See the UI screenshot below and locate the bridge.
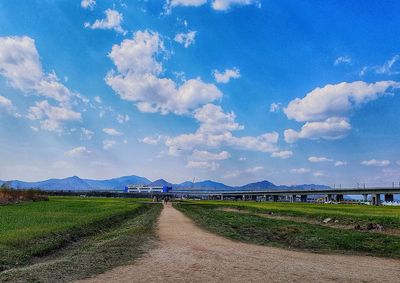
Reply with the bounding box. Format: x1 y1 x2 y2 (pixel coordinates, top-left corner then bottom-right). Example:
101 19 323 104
137 186 400 205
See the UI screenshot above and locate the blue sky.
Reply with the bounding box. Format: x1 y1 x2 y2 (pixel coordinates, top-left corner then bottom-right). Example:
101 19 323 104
1 0 400 186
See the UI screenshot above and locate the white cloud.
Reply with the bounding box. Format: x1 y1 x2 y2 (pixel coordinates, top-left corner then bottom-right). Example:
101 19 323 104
84 9 126 34
191 150 230 161
271 150 293 159
211 0 260 11
168 0 207 8
313 171 327 177
165 104 278 155
239 157 246 161
375 55 400 75
81 128 94 140
0 95 19 117
334 56 352 66
174 31 196 48
165 0 259 11
334 161 347 167
269 102 282 113
103 128 123 136
245 166 263 173
81 0 96 10
117 114 130 123
290 168 310 174
284 117 351 143
213 68 240 84
65 146 91 157
361 159 390 167
186 160 219 170
27 100 81 132
140 136 163 145
0 36 77 103
103 140 116 150
106 30 222 114
94 96 102 104
284 81 400 123
308 156 333 163
397 161 400 166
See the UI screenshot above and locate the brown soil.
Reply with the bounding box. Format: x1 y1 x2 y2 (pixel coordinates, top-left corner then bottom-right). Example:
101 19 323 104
77 204 400 283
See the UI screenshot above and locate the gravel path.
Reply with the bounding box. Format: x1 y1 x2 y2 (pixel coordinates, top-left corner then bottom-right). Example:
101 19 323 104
78 204 400 283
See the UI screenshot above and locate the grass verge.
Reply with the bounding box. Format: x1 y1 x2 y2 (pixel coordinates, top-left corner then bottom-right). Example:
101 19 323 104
185 200 400 229
0 202 162 282
0 197 154 271
175 203 400 258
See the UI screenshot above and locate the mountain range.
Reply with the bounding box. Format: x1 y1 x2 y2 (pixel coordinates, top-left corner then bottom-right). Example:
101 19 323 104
0 175 330 191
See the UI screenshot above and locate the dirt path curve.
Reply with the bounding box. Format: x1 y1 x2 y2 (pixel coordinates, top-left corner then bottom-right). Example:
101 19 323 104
78 204 400 283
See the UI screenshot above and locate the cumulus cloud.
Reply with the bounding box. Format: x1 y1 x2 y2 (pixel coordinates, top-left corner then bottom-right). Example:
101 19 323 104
0 95 19 117
0 36 83 131
284 117 351 143
165 0 259 13
290 168 310 174
106 30 222 114
269 102 282 113
103 140 116 150
361 159 390 167
245 166 263 173
81 0 96 9
94 96 102 104
174 31 196 48
212 0 260 11
191 150 230 161
65 146 91 157
140 135 163 145
271 150 293 159
84 9 126 34
165 104 278 155
213 68 240 84
103 128 123 136
308 156 333 163
282 81 400 143
80 128 94 140
334 56 352 66
117 114 129 123
334 161 347 167
186 160 219 170
284 81 400 123
168 0 207 8
27 100 81 132
0 36 78 103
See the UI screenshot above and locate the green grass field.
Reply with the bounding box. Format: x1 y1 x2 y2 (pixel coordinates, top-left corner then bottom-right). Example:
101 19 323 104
188 200 400 228
175 201 400 258
0 196 159 274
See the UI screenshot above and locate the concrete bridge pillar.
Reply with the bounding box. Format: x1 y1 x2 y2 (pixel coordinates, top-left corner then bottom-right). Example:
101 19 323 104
384 194 394 202
325 194 332 202
273 195 279 202
301 195 307 202
372 194 381 205
336 194 344 202
221 195 224 200
291 195 296 203
362 194 368 202
242 195 246 201
251 195 257 201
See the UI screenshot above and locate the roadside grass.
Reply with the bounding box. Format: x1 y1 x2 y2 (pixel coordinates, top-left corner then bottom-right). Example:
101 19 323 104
185 200 400 229
0 202 162 282
175 203 400 258
0 197 154 271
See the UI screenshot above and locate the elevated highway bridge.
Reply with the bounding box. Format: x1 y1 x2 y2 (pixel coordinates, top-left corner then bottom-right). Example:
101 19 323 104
153 186 400 205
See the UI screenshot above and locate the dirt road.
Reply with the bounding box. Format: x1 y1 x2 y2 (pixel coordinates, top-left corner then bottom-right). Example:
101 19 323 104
78 204 400 283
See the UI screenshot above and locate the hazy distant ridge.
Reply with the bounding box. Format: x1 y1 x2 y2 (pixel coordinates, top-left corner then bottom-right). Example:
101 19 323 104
0 176 330 191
